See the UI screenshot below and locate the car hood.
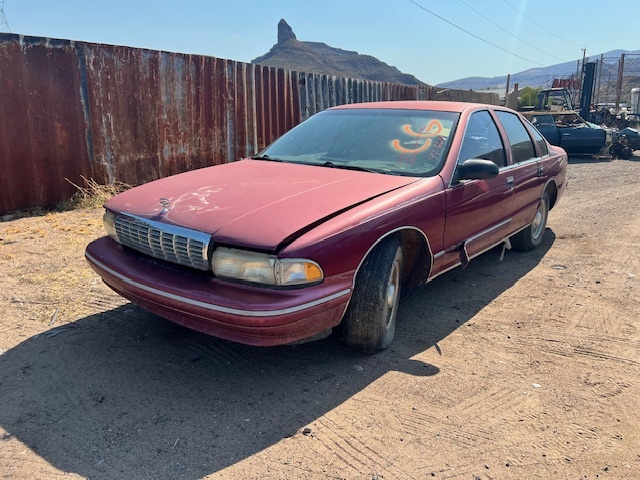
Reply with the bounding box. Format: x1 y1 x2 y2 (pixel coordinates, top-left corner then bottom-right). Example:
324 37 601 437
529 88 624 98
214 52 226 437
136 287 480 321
106 159 421 250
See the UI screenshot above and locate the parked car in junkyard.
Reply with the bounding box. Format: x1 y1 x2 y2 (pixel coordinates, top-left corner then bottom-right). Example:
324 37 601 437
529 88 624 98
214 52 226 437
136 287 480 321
85 101 568 353
522 110 614 155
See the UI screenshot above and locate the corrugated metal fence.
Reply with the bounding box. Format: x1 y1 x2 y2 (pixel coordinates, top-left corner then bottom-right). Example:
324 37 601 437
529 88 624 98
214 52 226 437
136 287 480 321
0 33 498 214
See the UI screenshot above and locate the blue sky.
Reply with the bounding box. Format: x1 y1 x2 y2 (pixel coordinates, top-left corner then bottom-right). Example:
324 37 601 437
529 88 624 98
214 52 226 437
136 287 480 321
4 0 639 85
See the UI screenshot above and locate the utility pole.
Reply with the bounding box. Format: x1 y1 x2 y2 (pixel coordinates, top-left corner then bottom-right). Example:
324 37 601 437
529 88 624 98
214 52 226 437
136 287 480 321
575 48 587 108
0 0 10 33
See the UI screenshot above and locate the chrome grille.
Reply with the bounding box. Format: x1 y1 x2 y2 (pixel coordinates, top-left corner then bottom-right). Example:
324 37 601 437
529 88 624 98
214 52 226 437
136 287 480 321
114 214 211 271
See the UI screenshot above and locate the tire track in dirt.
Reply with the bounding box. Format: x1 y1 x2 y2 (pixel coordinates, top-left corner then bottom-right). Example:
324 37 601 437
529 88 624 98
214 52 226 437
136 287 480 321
182 338 266 376
394 405 496 451
579 371 633 399
506 330 640 367
453 384 529 420
308 412 416 480
417 387 578 470
80 295 128 313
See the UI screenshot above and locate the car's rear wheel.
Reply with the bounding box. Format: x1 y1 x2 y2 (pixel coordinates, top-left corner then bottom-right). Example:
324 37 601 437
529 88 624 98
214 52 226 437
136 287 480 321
342 236 403 354
511 190 550 251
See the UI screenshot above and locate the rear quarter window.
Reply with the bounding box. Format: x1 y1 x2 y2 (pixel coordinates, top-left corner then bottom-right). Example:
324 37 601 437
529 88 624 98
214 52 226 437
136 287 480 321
523 118 549 157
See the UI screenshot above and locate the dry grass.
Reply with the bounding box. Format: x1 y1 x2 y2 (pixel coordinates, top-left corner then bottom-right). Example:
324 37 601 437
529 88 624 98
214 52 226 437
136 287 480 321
62 176 131 210
0 177 131 330
1 207 111 329
1 177 131 222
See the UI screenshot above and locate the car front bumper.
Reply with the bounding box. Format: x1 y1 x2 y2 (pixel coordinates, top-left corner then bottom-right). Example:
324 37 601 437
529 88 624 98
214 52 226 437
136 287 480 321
85 237 352 346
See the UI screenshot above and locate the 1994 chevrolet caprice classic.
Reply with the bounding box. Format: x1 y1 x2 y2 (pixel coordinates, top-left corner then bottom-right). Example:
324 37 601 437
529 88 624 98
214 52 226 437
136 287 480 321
86 101 568 353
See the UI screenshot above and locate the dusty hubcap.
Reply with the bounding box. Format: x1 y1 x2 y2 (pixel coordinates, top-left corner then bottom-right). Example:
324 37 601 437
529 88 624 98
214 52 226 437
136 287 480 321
531 200 546 239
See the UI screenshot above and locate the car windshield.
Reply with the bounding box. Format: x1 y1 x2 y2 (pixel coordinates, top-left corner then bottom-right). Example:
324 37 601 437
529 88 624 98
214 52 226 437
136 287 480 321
259 108 459 177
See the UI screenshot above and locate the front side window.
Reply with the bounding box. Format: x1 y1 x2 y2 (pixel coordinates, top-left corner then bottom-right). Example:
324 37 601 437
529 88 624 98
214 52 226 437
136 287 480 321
496 111 536 164
458 110 506 168
260 109 459 177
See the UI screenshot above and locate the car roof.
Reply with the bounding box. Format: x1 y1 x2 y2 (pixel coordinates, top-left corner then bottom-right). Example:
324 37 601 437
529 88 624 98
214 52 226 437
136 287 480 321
329 100 499 113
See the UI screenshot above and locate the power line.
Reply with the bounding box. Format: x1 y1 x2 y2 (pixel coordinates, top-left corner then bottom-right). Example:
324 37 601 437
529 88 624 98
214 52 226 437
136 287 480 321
502 0 582 48
458 0 566 62
408 0 544 67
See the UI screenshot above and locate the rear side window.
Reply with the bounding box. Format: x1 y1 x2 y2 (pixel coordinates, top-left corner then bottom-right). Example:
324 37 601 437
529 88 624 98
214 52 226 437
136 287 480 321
523 118 549 157
496 111 536 164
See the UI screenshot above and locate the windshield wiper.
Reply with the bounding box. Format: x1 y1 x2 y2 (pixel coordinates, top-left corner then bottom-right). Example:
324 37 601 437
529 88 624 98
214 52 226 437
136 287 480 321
320 161 377 173
250 154 282 162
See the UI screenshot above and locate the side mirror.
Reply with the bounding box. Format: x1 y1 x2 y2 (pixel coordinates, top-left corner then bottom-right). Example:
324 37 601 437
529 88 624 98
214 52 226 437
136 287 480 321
455 159 499 182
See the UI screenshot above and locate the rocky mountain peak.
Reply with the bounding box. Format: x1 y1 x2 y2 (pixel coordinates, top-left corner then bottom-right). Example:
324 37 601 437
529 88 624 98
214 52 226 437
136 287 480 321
277 19 297 44
252 20 425 86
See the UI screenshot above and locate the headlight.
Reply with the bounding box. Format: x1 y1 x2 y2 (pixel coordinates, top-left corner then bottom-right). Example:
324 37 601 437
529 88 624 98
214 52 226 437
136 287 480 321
211 247 323 286
103 210 120 243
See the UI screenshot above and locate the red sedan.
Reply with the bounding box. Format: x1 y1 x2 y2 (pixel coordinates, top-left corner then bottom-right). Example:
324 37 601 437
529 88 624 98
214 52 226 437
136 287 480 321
85 101 568 353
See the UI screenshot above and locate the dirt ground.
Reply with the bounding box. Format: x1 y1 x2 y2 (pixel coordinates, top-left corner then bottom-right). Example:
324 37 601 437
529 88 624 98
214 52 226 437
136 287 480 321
1 154 639 480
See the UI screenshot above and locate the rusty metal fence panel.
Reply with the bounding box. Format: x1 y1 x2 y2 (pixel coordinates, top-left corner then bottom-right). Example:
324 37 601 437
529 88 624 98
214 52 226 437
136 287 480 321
0 36 91 213
0 33 498 214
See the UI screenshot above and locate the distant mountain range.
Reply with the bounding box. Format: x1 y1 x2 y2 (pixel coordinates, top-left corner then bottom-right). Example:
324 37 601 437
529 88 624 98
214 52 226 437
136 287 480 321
436 49 640 91
251 21 639 97
251 20 424 86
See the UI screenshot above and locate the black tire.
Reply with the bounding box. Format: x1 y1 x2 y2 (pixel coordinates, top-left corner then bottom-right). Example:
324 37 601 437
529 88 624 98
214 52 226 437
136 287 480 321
342 236 403 354
511 190 550 251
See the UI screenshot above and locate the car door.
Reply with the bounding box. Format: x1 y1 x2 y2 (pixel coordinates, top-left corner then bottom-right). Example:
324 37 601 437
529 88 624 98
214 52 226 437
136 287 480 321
494 110 545 231
556 114 606 153
441 110 513 271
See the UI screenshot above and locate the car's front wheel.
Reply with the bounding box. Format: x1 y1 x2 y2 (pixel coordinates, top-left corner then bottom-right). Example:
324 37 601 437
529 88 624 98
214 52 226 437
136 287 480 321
511 190 550 251
342 236 403 354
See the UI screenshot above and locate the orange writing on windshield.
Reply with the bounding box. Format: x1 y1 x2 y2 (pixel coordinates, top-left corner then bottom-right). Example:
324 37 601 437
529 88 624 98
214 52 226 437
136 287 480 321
392 120 443 154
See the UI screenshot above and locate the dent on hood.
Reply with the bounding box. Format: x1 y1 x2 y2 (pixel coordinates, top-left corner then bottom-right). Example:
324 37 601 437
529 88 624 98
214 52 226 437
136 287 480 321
174 186 231 213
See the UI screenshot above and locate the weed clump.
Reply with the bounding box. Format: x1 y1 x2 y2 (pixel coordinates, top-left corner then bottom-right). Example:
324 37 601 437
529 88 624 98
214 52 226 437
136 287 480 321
61 176 131 210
